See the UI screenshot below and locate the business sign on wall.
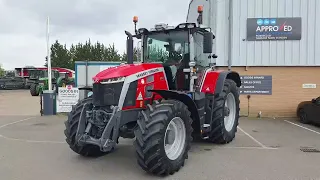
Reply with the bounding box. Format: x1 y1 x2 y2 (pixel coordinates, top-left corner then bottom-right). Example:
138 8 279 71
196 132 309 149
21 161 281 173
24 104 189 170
239 75 272 95
56 86 80 112
247 17 301 41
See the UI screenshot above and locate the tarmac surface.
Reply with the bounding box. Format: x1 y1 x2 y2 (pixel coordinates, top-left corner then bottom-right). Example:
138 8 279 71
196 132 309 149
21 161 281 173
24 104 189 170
1 90 320 180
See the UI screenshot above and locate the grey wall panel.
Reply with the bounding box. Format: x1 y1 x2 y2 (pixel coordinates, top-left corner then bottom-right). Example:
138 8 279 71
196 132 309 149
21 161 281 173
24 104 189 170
187 0 230 66
76 65 86 87
87 66 100 86
231 0 320 66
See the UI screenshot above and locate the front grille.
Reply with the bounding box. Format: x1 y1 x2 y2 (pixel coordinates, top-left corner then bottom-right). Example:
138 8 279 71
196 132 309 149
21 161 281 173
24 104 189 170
123 80 138 107
92 82 123 106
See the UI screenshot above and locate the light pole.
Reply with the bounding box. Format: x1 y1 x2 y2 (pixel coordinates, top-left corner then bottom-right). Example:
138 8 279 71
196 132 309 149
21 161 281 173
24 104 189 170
46 16 52 91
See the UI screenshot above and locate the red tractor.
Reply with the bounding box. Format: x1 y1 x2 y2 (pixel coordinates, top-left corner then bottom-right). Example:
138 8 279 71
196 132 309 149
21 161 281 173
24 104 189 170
64 7 241 176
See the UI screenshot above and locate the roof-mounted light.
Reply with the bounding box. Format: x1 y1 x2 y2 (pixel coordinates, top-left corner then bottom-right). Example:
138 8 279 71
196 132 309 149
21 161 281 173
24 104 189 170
133 16 138 23
198 5 203 13
155 23 168 30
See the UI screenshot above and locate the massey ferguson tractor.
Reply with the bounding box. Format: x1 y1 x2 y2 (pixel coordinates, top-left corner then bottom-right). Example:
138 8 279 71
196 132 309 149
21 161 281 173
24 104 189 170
64 6 241 176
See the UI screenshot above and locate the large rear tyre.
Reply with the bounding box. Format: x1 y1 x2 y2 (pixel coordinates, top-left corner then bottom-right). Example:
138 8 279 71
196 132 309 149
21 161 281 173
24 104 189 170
30 84 39 96
64 97 107 157
134 100 193 176
208 79 240 144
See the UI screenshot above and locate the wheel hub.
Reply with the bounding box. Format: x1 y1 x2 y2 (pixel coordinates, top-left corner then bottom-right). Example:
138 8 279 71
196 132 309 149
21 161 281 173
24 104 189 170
165 129 175 145
224 93 236 132
164 117 186 161
224 107 230 116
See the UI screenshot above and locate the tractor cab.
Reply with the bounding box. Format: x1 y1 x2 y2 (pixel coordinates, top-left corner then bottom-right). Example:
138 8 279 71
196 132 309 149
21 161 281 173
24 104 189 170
28 69 43 80
128 7 216 92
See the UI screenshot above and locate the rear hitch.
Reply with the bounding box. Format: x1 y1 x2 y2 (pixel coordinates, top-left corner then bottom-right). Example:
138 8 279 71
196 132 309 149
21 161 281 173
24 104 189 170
75 104 121 152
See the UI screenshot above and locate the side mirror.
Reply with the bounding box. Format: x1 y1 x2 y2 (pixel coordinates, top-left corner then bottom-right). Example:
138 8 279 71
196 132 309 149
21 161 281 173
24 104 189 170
203 32 214 53
312 98 316 103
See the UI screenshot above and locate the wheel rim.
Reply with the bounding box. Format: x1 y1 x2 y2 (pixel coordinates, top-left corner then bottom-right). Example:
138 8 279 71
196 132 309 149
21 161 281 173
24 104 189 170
164 117 186 161
224 93 236 132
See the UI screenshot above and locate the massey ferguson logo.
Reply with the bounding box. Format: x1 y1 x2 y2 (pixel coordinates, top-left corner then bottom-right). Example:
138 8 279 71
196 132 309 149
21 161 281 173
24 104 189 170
136 68 160 78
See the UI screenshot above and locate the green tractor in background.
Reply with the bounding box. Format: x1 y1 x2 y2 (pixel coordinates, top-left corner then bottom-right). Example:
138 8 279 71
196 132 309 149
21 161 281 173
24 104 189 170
30 69 75 96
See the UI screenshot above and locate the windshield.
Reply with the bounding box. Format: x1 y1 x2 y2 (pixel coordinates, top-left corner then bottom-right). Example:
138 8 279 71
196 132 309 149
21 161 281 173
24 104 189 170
144 30 189 64
29 70 42 79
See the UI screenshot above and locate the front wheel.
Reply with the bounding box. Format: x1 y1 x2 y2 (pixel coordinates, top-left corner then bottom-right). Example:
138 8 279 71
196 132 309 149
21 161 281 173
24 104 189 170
30 84 39 96
133 100 193 176
208 79 240 144
64 97 107 157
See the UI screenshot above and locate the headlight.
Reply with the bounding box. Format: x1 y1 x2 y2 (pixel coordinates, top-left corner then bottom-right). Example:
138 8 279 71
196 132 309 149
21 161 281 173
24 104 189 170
100 76 125 84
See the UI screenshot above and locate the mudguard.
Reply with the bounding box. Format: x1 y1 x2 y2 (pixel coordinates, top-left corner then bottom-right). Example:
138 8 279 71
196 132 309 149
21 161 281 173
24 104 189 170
149 89 201 125
215 71 241 94
201 70 241 95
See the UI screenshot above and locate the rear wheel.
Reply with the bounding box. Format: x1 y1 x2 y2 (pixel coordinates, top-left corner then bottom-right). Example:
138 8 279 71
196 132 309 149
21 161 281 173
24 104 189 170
208 79 240 144
134 100 193 176
64 97 107 157
298 108 309 124
30 84 39 96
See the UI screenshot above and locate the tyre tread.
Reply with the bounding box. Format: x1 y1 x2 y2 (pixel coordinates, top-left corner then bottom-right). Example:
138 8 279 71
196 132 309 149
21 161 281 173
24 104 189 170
134 99 193 176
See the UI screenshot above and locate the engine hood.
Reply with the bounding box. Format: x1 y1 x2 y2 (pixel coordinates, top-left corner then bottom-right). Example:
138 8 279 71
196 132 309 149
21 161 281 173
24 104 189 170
93 63 163 83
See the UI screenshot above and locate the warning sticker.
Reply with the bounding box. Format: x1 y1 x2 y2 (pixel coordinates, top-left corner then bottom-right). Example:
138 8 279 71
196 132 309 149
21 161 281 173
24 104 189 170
136 92 143 100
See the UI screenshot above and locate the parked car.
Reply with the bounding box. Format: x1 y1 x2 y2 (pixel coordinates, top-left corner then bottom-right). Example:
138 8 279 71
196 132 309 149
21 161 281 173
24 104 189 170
296 96 320 125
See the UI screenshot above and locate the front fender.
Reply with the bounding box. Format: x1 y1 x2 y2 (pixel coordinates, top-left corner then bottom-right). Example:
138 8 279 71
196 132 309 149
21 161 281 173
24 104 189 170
201 70 241 95
215 71 241 94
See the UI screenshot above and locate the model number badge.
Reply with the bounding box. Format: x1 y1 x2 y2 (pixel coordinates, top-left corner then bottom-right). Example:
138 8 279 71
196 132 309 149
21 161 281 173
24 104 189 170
136 68 160 78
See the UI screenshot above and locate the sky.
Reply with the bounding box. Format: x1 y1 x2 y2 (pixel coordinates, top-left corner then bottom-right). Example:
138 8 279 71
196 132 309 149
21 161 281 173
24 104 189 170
0 0 190 70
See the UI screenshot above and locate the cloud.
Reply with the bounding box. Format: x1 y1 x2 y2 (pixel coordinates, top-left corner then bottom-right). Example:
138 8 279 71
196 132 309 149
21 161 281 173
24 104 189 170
0 0 190 70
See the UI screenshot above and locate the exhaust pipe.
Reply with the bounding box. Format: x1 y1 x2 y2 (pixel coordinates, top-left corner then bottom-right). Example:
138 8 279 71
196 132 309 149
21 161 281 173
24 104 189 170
125 31 134 64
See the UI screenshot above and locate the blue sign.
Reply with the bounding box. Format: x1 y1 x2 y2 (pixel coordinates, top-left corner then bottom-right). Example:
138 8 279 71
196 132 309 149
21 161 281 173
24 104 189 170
239 75 272 95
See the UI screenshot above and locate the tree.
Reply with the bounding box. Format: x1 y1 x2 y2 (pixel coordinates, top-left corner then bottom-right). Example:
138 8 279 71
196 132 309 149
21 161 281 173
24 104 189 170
45 39 132 70
50 40 73 69
121 47 142 62
0 64 5 77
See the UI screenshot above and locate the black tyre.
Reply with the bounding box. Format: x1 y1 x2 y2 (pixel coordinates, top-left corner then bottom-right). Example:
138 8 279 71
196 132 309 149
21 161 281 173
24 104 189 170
134 100 193 176
64 97 107 157
208 79 240 144
30 84 39 96
298 108 309 124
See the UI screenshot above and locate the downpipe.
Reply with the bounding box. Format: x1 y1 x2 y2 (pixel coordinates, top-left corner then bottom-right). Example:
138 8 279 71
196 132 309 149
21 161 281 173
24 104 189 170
75 104 121 152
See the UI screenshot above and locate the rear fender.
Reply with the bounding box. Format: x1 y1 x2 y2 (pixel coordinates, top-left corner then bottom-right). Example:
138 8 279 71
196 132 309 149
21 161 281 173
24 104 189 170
201 70 241 95
150 90 201 130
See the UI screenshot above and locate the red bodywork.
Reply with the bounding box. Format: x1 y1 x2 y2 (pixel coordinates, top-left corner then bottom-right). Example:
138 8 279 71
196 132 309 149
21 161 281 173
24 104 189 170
92 63 226 110
15 67 75 78
200 70 224 94
93 63 164 83
93 63 169 110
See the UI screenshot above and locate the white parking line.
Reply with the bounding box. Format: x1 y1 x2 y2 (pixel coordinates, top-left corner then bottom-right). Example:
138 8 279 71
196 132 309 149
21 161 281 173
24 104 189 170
0 117 36 129
237 126 268 149
284 120 320 135
0 116 66 144
218 146 277 150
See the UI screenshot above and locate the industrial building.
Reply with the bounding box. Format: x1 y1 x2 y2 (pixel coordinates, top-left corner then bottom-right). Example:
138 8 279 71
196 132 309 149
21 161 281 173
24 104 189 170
187 0 320 117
